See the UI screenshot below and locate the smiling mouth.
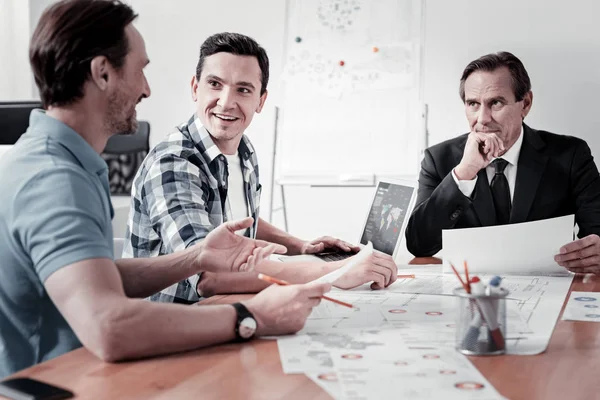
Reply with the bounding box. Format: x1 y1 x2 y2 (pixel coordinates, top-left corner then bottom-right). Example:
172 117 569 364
213 113 239 122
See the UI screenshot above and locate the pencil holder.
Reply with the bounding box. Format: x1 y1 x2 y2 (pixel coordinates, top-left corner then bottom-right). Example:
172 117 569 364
453 287 509 356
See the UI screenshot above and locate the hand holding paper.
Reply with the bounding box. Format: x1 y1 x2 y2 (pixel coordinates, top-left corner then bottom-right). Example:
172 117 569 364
554 234 600 275
443 215 574 276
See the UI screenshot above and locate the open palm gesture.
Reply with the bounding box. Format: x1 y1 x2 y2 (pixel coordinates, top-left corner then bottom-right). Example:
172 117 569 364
195 217 287 273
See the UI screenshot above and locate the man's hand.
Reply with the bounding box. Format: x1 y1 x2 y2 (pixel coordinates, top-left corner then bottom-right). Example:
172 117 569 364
454 131 505 180
300 236 360 255
554 234 600 275
243 282 332 336
332 251 398 290
195 217 287 274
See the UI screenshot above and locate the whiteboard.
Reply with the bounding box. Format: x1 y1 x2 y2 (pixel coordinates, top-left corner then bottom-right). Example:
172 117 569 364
277 0 424 184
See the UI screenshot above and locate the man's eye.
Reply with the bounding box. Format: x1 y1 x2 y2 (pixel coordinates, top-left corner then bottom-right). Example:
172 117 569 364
239 88 250 94
491 100 504 110
208 80 220 87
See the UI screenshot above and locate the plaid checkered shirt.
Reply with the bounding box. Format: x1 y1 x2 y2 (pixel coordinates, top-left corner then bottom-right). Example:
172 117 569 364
122 114 262 303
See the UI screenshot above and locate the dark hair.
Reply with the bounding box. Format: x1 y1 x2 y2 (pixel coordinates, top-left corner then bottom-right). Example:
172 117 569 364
459 51 531 102
30 0 137 108
195 32 270 95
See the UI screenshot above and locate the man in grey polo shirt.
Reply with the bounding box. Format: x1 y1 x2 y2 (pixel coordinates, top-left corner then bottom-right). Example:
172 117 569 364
0 0 330 378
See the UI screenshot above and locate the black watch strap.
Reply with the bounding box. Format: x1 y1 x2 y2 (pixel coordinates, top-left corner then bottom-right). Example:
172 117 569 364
232 302 256 342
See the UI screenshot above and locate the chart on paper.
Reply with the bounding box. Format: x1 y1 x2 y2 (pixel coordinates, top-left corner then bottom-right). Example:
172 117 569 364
278 329 505 400
295 270 573 355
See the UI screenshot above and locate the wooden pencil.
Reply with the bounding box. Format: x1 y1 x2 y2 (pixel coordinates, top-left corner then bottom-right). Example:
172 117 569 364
257 273 355 309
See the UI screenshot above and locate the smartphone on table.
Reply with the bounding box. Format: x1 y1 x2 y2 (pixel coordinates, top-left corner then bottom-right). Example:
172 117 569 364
0 377 73 400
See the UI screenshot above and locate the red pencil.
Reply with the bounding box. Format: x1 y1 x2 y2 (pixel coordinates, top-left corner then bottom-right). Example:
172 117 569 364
257 273 355 309
449 263 469 293
463 260 471 294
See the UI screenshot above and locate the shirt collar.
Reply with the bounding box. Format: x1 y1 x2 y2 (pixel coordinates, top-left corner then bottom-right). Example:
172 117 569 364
185 114 255 164
28 109 108 175
496 125 523 167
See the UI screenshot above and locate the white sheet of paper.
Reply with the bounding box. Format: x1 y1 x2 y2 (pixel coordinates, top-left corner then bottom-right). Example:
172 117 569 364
277 329 397 374
305 372 341 399
311 241 373 284
286 272 572 355
442 215 574 276
562 291 600 322
331 339 505 400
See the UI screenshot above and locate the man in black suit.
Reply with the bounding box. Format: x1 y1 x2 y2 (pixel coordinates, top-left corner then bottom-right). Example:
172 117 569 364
406 51 600 274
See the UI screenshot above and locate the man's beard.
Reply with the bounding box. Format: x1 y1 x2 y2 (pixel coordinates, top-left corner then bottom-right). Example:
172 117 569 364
106 91 138 135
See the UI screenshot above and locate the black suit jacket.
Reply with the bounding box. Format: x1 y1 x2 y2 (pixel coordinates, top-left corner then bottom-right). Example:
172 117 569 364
405 124 600 257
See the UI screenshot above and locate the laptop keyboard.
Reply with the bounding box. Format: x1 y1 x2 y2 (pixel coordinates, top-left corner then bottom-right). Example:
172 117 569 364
314 252 355 262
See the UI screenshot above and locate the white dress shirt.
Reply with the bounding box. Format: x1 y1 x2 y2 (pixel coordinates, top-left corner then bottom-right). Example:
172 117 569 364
452 127 524 201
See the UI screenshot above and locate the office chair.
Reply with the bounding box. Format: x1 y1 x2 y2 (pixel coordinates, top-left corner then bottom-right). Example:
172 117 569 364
101 121 150 195
0 101 42 145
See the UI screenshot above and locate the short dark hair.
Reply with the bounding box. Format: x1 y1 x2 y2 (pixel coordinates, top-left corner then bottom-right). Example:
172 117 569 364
195 32 270 95
30 0 137 108
459 51 531 102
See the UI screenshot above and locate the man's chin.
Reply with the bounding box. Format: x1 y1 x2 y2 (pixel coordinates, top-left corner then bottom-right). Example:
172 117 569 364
210 127 243 141
118 120 138 135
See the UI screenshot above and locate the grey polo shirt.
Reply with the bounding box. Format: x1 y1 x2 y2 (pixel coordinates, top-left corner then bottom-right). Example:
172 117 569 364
0 110 114 378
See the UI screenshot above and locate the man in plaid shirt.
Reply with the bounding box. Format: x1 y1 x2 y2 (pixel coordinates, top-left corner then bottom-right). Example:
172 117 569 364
123 33 398 304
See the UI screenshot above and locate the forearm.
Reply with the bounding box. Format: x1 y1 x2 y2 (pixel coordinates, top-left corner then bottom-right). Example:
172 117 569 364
115 247 198 298
198 271 270 296
256 259 342 284
257 218 305 255
98 298 237 362
198 260 343 295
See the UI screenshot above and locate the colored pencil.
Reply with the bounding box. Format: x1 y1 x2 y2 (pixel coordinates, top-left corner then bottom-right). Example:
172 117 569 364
257 273 355 309
449 263 469 293
463 260 471 294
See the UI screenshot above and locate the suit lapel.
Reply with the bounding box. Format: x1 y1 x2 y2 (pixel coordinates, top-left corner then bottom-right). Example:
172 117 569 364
510 125 548 223
472 169 496 226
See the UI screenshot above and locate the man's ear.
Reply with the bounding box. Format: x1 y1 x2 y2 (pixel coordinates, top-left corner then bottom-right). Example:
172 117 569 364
191 75 199 101
521 91 533 119
90 56 110 91
256 90 268 113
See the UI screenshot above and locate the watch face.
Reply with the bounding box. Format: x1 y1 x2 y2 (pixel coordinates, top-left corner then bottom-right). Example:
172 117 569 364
239 316 257 339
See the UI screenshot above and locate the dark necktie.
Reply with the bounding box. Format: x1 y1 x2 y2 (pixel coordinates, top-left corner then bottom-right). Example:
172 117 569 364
490 158 511 224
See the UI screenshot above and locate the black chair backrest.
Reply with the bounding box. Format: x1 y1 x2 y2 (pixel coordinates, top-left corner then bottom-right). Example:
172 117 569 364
0 101 42 145
0 100 150 195
101 121 151 195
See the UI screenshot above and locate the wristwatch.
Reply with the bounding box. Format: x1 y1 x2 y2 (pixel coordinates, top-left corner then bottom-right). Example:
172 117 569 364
232 302 257 342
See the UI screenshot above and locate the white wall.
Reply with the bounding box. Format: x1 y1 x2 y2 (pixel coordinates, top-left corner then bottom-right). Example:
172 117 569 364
423 0 600 157
280 0 600 242
27 0 54 98
0 0 34 100
17 0 600 245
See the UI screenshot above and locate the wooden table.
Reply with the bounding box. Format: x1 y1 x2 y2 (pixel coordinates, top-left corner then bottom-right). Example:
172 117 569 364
4 265 600 400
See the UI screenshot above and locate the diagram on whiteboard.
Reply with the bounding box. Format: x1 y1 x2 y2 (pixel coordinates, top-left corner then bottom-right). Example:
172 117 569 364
277 0 423 181
282 0 420 96
316 0 362 31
